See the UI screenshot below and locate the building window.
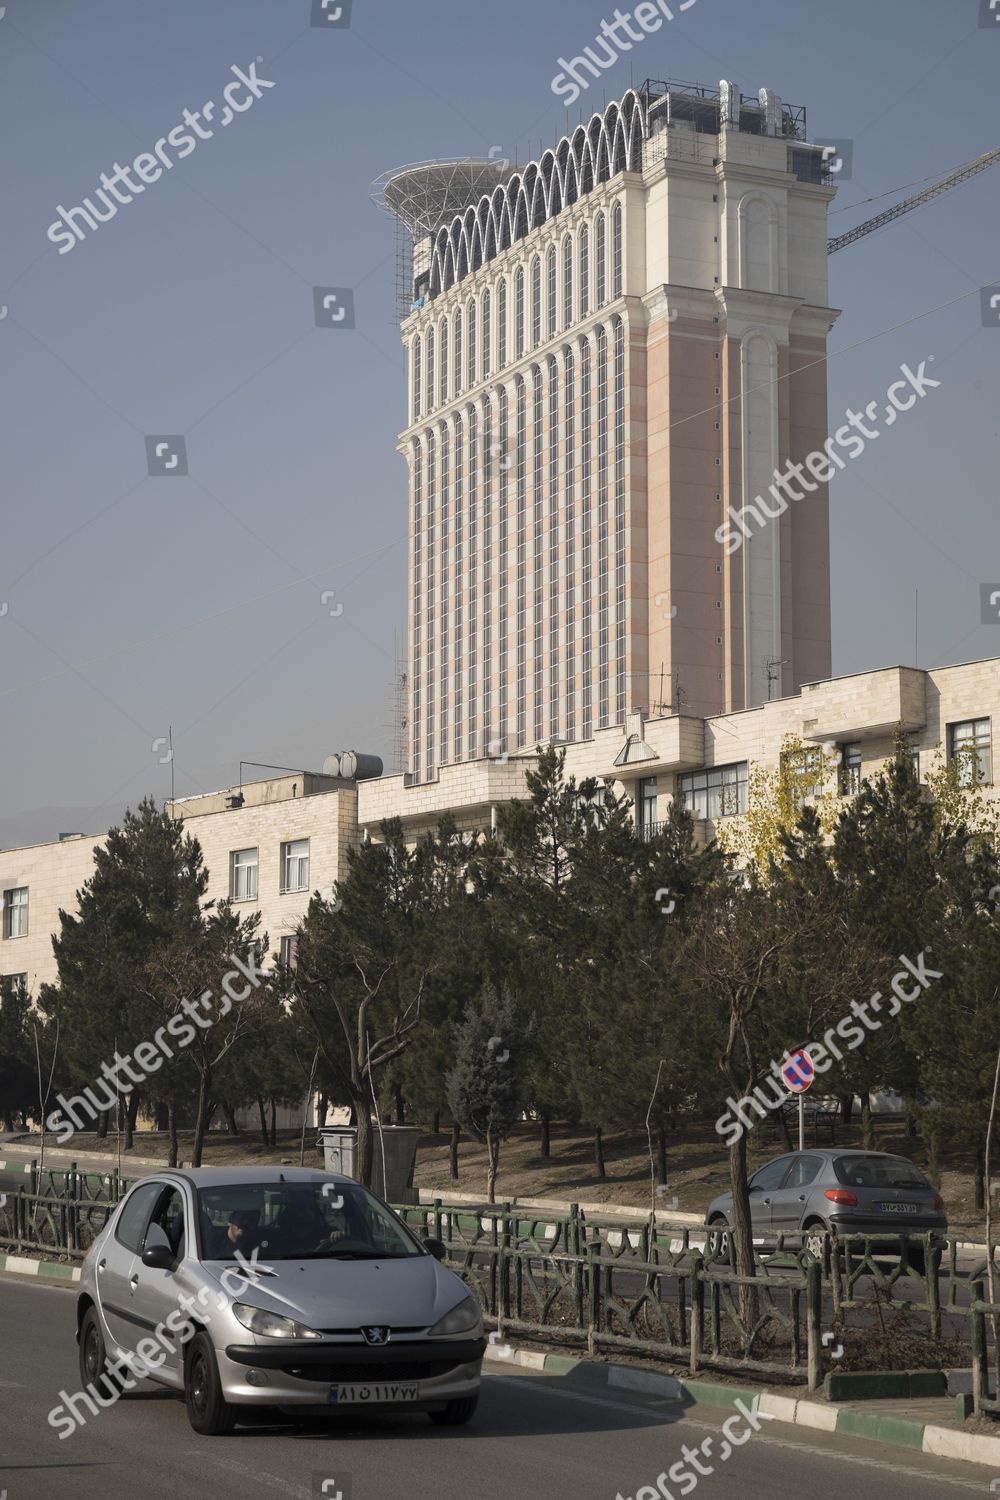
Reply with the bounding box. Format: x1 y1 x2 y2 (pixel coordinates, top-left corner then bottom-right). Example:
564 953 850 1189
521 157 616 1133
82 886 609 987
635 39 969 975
840 743 862 796
907 735 921 779
950 718 992 786
279 935 299 971
579 225 590 316
612 201 623 297
1 973 27 1003
425 327 435 411
515 266 525 357
439 319 449 404
638 777 659 838
781 745 824 805
481 289 491 377
229 847 258 902
595 212 606 306
3 887 28 939
574 783 606 827
412 335 422 420
453 308 463 395
546 245 557 337
467 298 477 387
530 255 541 347
281 839 310 893
562 234 573 327
677 763 748 819
497 279 507 368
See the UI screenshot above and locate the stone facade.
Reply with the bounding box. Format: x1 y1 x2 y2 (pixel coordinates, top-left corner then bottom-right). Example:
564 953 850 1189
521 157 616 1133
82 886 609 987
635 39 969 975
2 659 997 1001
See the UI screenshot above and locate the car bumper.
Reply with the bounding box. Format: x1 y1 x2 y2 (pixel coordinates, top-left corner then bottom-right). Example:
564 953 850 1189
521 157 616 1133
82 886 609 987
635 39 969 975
216 1337 486 1407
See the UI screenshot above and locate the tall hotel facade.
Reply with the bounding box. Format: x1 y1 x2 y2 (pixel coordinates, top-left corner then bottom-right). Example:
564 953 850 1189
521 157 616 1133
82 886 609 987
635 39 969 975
388 81 839 782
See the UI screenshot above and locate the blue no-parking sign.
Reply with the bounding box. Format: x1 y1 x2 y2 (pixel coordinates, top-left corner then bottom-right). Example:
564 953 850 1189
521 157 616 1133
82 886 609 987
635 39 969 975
781 1049 814 1094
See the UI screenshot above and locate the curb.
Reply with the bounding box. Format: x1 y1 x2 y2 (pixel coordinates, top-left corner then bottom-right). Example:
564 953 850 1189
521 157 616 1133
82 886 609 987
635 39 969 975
0 1251 80 1283
483 1343 1000 1470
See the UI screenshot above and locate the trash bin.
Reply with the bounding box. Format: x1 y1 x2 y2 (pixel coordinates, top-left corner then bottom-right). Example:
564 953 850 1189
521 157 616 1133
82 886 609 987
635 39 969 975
317 1125 420 1205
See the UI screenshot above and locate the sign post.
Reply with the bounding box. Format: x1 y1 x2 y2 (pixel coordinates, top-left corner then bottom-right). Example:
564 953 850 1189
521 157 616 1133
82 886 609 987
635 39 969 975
781 1049 815 1151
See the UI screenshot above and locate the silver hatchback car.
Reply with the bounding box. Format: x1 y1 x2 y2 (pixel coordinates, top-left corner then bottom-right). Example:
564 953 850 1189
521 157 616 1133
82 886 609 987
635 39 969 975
76 1167 484 1435
705 1149 947 1269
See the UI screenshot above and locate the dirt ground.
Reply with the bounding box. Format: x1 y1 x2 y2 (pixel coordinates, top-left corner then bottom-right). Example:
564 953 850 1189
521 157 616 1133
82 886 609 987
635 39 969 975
11 1114 988 1235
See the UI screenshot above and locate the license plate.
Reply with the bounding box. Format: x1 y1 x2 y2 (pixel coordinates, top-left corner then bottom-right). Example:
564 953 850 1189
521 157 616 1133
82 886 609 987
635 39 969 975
876 1202 918 1214
329 1382 420 1405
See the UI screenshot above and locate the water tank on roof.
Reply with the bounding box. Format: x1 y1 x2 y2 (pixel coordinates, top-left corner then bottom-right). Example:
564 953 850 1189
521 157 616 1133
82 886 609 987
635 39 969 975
322 752 383 782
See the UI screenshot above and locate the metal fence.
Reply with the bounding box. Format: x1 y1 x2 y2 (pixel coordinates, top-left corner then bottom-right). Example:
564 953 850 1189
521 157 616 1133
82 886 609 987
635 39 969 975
0 1172 988 1395
398 1200 823 1386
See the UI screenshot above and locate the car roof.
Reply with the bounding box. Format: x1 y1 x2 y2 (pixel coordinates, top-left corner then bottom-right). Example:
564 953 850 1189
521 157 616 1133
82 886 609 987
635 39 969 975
145 1167 355 1189
767 1149 913 1161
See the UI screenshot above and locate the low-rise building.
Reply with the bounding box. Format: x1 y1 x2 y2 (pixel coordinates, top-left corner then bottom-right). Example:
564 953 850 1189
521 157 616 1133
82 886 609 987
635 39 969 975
1 657 997 1000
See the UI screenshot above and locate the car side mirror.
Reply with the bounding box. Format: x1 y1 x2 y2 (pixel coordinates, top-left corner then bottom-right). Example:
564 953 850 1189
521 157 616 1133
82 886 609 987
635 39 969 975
423 1236 447 1262
141 1242 175 1270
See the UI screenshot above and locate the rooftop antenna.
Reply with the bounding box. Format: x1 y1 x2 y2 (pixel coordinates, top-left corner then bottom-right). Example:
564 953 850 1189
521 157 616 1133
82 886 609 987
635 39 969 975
765 657 789 701
168 725 174 804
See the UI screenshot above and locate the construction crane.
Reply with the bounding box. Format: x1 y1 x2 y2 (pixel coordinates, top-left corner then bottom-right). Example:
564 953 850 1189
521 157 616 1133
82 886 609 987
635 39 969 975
828 145 1000 255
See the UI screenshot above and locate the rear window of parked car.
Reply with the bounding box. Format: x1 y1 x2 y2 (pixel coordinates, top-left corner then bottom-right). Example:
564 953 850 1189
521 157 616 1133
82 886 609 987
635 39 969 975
834 1156 929 1190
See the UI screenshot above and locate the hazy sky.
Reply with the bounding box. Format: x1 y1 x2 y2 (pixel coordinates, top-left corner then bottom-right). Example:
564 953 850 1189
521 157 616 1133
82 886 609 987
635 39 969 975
1 0 998 845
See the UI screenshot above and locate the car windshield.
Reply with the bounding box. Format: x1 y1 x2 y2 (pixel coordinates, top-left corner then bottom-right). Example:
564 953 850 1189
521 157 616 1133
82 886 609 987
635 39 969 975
833 1156 930 1190
196 1182 425 1262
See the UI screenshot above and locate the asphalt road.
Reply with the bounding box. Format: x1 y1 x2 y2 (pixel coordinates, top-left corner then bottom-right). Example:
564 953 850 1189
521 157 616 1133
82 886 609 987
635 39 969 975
0 1277 993 1500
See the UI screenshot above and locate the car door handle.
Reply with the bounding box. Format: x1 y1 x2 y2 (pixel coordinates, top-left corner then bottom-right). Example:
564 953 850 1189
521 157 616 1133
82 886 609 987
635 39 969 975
762 1197 771 1206
129 1274 140 1290
97 1258 107 1271
798 1195 807 1202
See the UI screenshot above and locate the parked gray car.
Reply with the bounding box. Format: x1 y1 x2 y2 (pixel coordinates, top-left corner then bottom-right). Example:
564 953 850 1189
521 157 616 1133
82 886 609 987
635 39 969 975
704 1149 947 1268
76 1167 485 1435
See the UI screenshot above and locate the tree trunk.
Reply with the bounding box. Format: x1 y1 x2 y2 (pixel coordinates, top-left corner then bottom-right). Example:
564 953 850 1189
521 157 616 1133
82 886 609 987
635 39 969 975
432 1110 441 1135
192 1067 212 1168
2 1111 13 1133
269 1098 277 1148
155 1101 169 1131
540 1113 551 1159
223 1101 241 1137
118 1096 134 1152
976 1137 986 1211
656 1126 668 1184
594 1125 606 1180
861 1092 875 1150
449 1120 460 1181
257 1096 269 1148
486 1127 501 1203
776 1103 793 1152
392 1083 405 1126
839 1093 853 1126
317 1093 328 1128
356 1099 376 1189
96 1109 109 1140
167 1098 178 1168
728 1124 759 1327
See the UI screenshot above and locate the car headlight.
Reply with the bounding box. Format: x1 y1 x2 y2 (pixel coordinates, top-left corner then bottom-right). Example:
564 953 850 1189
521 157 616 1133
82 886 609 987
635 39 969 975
429 1296 483 1338
232 1303 323 1340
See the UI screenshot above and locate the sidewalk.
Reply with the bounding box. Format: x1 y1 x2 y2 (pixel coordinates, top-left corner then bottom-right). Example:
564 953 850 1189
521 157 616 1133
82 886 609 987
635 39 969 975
484 1342 1000 1470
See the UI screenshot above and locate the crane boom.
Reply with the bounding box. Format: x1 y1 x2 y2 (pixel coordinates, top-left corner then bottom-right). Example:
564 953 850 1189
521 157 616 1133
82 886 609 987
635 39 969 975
828 146 1000 254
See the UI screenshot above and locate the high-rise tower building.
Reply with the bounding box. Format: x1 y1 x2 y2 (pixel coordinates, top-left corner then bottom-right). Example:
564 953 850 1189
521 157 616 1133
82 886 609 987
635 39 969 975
380 80 838 782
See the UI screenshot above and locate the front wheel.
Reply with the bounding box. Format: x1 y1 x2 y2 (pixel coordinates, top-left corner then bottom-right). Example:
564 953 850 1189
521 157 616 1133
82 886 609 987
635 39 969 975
428 1394 478 1426
184 1332 237 1436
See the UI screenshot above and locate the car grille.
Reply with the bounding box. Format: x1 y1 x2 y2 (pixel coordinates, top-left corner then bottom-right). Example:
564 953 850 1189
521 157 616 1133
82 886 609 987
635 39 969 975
284 1358 464 1383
